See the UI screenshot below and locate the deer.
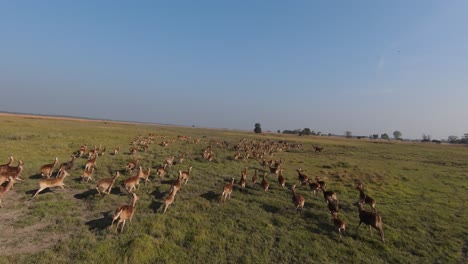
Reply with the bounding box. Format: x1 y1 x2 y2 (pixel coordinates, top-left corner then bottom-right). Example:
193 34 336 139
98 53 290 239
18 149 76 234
315 176 327 191
0 176 17 208
296 168 309 186
111 192 140 233
156 164 168 182
40 157 58 178
252 169 258 185
170 174 182 194
137 166 151 185
0 156 14 173
307 179 321 196
96 171 120 195
179 166 192 185
353 201 385 242
163 189 177 214
221 178 235 203
269 165 280 175
80 167 95 183
165 156 175 167
113 146 120 155
356 182 377 212
331 212 346 239
85 154 98 171
126 158 140 174
239 169 247 191
278 169 286 188
100 146 106 156
124 174 141 193
178 153 185 164
57 156 75 177
321 187 338 206
291 185 305 212
78 145 87 158
32 170 69 199
261 173 270 192
0 161 24 184
313 145 323 152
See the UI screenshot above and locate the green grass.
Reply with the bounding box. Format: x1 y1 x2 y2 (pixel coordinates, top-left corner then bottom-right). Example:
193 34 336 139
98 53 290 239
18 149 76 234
0 114 466 264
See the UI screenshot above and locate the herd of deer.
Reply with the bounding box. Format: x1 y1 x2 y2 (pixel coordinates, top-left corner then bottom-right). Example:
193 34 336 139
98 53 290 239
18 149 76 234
0 135 384 242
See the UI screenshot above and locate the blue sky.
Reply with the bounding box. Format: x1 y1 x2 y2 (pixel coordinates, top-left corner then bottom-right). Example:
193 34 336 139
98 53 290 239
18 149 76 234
1 1 467 139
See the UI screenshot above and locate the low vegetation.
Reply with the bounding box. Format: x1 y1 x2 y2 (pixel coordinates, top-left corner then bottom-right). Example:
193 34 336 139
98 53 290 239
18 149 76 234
0 114 466 263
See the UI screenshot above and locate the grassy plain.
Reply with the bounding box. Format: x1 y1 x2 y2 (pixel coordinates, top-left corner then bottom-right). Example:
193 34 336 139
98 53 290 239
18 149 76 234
0 114 466 263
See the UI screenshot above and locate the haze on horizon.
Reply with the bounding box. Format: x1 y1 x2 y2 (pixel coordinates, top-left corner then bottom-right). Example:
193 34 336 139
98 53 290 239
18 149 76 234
1 1 467 140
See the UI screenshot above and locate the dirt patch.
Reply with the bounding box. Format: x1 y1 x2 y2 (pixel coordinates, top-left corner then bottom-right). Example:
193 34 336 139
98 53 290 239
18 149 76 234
0 189 90 256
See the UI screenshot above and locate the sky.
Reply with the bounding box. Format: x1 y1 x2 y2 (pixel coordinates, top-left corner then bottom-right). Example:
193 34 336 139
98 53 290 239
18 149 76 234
1 1 468 139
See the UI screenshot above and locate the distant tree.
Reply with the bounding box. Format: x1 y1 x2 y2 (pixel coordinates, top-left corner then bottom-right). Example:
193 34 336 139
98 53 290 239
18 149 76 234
345 131 352 138
277 130 281 133
317 131 321 136
393 131 402 140
461 133 468 144
372 134 379 139
254 123 262 134
421 134 431 142
448 135 458 143
300 128 311 136
381 133 389 140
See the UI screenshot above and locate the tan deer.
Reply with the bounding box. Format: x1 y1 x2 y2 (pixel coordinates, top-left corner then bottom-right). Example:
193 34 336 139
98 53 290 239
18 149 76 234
221 178 235 203
57 156 75 177
96 171 120 195
40 157 58 178
85 154 98 171
124 174 141 193
126 158 140 174
291 185 305 212
0 156 14 173
32 170 69 199
332 212 346 239
261 173 270 192
0 176 17 208
278 169 286 188
111 192 140 233
137 166 151 185
179 166 192 185
163 189 177 214
156 164 168 182
81 167 95 183
113 146 120 155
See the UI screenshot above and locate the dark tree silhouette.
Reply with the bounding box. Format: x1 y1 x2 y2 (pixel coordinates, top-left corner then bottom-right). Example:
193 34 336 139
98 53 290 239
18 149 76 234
254 123 262 134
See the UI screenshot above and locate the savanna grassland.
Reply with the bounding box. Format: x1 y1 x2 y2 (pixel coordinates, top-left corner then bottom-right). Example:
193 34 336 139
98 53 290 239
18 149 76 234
0 114 466 264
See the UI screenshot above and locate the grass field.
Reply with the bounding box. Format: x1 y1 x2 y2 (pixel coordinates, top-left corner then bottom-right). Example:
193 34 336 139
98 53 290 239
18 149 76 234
0 114 466 264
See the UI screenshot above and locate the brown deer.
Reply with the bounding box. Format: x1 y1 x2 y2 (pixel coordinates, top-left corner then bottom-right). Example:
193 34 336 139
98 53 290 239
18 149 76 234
291 185 305 212
261 173 270 192
353 201 385 242
40 157 58 178
331 212 346 239
32 170 69 199
0 156 14 173
81 167 95 183
85 155 98 171
221 178 235 203
252 169 258 185
313 145 323 152
126 158 140 174
163 189 177 214
278 169 286 188
96 171 120 195
113 146 120 155
156 164 168 182
315 176 327 191
356 182 377 212
180 166 192 185
0 176 16 208
239 169 247 191
321 187 338 206
307 179 321 196
137 166 151 185
57 156 75 177
296 168 309 186
124 174 141 193
111 193 140 233
170 174 182 194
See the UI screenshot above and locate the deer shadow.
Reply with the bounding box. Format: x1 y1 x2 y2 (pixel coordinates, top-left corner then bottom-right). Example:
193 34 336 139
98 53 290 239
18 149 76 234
74 189 96 200
28 173 43 180
86 211 113 232
200 191 219 202
25 188 53 196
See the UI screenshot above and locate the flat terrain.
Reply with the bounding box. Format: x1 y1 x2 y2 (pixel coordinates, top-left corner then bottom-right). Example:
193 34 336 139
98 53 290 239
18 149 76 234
0 114 466 263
